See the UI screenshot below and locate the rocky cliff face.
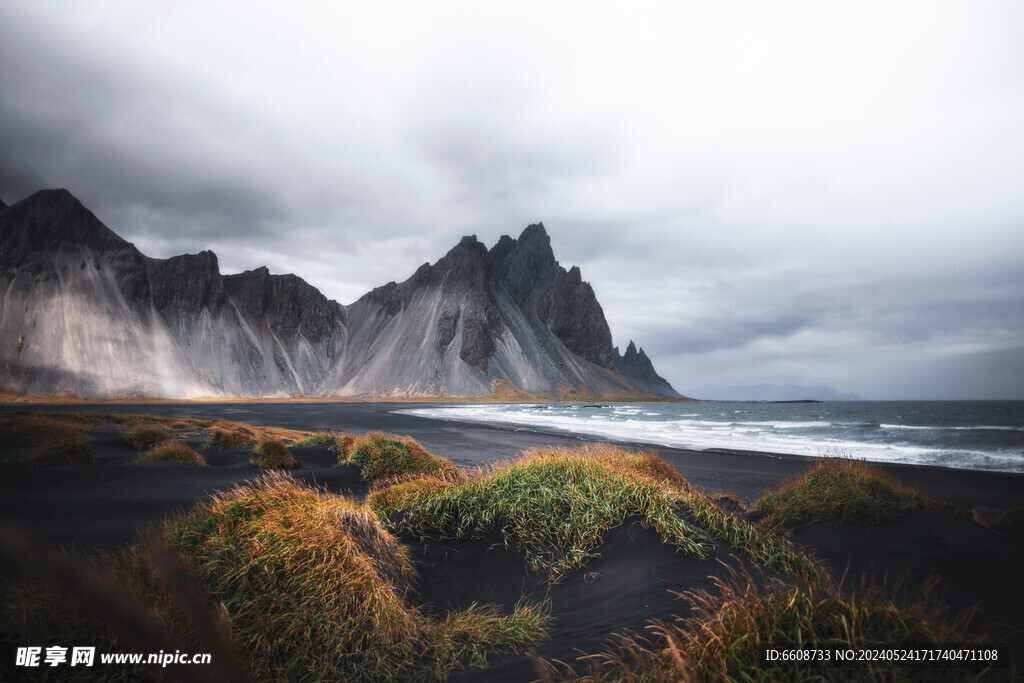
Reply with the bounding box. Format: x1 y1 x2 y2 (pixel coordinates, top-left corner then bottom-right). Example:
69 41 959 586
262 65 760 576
0 189 680 399
614 341 681 398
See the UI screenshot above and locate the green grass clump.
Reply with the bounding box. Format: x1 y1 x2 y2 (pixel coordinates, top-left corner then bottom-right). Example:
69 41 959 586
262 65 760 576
202 428 256 450
124 427 172 449
568 571 996 682
251 439 297 469
330 434 355 461
390 445 823 583
162 473 547 681
755 459 962 527
27 443 98 467
293 433 335 447
345 433 461 482
368 477 456 517
137 440 208 466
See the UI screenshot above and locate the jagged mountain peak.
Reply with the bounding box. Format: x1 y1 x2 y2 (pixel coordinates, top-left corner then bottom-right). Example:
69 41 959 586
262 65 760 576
1 188 128 253
614 340 680 398
518 221 549 242
2 190 681 399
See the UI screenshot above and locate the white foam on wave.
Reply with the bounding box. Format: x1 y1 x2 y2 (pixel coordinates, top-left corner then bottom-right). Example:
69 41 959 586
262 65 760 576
881 424 934 431
399 405 1024 473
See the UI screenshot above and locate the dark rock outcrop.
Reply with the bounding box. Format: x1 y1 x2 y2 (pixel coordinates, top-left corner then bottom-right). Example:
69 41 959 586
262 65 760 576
487 224 616 370
148 251 225 314
224 267 344 342
614 341 680 398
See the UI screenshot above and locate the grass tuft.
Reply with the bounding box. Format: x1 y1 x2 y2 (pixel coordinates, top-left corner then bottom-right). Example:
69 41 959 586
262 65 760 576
293 432 335 447
562 569 998 682
161 473 547 680
345 433 462 482
755 459 964 527
389 445 824 583
368 476 457 517
203 428 257 450
137 440 208 466
251 439 297 469
3 415 90 450
124 427 172 449
27 442 98 467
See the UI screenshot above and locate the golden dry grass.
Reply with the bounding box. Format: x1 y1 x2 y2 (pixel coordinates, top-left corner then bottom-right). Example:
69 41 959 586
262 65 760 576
137 440 208 466
124 427 172 449
755 458 965 527
163 473 547 680
341 432 464 482
250 439 297 469
555 567 996 682
2 415 91 449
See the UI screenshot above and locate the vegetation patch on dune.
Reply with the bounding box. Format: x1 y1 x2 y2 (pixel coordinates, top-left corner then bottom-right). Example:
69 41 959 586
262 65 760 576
251 439 297 469
5 474 547 682
2 415 97 466
164 473 547 680
293 432 335 447
755 459 964 527
137 440 207 466
383 445 823 582
203 428 257 450
2 415 90 449
560 571 995 682
27 442 99 467
343 433 463 482
124 427 172 449
368 476 457 517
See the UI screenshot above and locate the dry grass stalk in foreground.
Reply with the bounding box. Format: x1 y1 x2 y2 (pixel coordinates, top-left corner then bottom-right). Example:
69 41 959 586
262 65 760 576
383 444 825 583
755 458 966 527
1 523 249 682
554 566 1000 682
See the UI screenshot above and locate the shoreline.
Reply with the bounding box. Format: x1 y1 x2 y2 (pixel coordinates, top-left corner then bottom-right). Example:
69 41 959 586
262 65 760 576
2 402 1022 678
3 401 1022 511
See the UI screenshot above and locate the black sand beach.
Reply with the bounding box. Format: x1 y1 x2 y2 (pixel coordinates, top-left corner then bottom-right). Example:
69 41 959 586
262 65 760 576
2 402 1023 680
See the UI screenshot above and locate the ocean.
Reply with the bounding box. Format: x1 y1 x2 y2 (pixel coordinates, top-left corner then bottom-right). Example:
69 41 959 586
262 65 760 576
401 401 1024 473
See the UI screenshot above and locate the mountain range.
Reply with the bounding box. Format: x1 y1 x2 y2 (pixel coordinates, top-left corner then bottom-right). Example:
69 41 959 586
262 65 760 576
694 383 863 402
0 189 680 400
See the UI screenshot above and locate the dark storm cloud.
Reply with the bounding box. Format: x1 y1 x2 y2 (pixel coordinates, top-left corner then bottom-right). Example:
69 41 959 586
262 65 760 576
0 12 291 251
2 2 1021 399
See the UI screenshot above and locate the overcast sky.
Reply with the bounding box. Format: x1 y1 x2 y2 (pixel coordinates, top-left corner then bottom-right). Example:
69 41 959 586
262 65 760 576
2 2 1022 399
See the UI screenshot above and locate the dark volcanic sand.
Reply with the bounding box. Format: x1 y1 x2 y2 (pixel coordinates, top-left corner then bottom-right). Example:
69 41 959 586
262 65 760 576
2 402 1023 679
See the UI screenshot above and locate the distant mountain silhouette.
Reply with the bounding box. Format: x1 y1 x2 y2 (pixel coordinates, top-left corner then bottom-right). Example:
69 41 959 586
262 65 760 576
694 383 863 401
0 189 680 400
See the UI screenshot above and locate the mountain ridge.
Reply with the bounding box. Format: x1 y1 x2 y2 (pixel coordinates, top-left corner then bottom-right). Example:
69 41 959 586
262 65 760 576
1 189 681 400
695 383 863 402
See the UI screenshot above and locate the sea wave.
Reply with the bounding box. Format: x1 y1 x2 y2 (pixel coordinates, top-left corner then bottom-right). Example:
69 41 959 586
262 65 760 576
398 403 1024 473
